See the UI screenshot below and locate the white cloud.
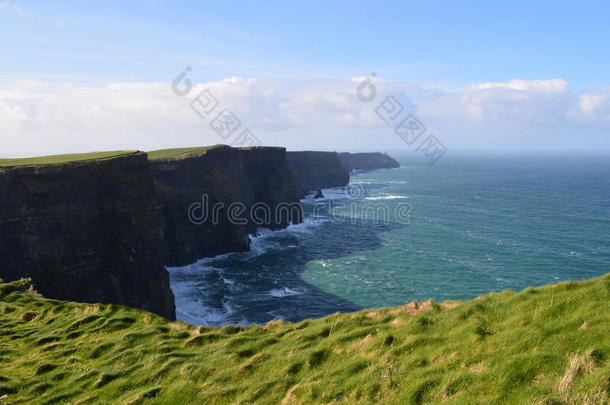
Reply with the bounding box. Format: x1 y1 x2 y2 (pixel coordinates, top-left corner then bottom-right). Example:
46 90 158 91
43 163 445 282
0 77 609 157
572 86 610 123
458 79 573 124
471 79 568 92
0 1 27 17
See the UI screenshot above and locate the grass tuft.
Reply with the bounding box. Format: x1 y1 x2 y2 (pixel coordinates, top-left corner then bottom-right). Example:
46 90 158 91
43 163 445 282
0 275 608 403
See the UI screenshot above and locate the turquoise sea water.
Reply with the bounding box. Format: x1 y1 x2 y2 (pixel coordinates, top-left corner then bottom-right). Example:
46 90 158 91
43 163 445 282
169 152 610 326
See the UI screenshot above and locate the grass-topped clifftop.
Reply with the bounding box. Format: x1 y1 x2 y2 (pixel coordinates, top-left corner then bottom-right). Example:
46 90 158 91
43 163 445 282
0 151 138 169
0 145 279 169
147 146 223 161
0 146 224 170
0 274 608 404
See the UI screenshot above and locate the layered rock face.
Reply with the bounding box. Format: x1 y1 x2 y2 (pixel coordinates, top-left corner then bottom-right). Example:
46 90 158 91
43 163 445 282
150 146 303 267
0 146 393 321
0 153 176 320
286 151 350 196
338 152 400 172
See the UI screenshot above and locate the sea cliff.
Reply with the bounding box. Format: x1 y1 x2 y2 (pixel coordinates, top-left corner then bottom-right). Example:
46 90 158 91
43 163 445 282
149 145 302 267
338 152 400 171
286 151 350 196
0 152 176 319
0 146 304 319
0 146 397 321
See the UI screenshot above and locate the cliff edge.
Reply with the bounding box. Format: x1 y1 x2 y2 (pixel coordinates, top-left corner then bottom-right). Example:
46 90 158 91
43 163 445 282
286 151 350 196
338 152 400 172
0 152 176 320
150 145 303 267
0 146 397 321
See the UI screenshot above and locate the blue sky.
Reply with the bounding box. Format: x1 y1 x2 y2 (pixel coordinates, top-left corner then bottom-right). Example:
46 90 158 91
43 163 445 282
1 1 609 155
2 0 609 88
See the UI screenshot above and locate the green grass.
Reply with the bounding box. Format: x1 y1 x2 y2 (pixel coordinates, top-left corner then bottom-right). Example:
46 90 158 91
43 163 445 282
0 145 241 168
147 146 223 161
0 151 137 168
0 274 608 404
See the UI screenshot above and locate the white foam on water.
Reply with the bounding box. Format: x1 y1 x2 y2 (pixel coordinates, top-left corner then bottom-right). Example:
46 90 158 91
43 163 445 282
221 275 235 288
303 186 348 202
248 226 307 256
365 195 408 201
248 229 279 255
169 181 358 326
268 287 307 297
175 304 231 326
167 263 232 326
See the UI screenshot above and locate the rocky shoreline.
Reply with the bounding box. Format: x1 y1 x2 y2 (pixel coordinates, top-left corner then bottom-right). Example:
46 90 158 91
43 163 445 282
0 146 400 319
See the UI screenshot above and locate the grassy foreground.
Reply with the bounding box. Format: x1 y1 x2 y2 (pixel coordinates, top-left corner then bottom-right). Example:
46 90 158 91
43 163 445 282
0 275 608 404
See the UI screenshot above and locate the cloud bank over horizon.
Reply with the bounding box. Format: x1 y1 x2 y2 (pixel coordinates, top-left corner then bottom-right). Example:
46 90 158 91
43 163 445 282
1 76 609 157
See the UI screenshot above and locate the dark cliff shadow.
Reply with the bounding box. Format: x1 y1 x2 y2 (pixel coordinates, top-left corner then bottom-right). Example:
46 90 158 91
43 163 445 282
169 182 408 326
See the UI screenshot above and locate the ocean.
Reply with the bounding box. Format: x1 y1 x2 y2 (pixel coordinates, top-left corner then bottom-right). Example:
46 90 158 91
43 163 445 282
168 152 610 326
